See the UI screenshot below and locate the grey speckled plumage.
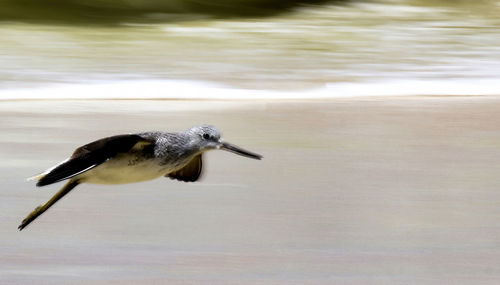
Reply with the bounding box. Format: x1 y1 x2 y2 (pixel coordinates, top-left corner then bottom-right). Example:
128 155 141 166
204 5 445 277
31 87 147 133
19 125 262 231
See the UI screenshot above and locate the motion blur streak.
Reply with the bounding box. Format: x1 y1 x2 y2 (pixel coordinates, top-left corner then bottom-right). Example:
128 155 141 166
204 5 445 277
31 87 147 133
1 0 500 96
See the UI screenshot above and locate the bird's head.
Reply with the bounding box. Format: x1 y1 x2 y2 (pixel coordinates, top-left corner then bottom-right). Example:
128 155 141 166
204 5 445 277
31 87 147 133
186 125 262 160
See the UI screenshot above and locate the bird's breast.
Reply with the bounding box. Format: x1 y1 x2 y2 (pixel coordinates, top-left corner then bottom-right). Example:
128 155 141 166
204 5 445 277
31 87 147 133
77 154 175 185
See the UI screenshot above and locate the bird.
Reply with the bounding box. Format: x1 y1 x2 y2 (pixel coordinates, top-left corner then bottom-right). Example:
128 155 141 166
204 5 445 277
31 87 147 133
18 125 262 231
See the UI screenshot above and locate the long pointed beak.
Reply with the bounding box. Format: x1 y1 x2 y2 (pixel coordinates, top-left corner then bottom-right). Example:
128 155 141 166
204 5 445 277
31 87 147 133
219 141 263 160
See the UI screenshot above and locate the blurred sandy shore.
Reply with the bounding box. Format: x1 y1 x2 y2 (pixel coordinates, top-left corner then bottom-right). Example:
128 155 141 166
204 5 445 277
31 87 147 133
1 97 500 284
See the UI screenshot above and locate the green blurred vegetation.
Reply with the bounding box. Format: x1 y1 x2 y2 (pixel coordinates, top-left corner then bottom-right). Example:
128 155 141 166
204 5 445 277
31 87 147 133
0 0 346 24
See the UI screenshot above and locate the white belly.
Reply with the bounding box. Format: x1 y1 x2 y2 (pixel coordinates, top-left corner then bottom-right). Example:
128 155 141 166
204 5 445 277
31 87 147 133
77 156 171 185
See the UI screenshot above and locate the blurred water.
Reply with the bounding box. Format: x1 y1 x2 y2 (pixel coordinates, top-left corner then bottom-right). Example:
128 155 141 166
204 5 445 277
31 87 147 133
1 0 500 97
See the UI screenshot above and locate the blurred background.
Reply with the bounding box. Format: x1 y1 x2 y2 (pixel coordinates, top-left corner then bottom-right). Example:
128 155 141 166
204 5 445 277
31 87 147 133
2 1 500 284
1 0 500 96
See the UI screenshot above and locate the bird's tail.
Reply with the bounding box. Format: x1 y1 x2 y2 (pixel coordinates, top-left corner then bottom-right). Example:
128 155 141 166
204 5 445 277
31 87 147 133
26 159 69 182
27 172 46 182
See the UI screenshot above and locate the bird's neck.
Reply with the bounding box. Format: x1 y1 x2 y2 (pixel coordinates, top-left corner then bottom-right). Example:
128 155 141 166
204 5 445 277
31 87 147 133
159 132 200 157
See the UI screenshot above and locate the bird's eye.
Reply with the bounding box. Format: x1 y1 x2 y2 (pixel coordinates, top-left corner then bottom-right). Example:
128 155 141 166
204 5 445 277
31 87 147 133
203 133 210 140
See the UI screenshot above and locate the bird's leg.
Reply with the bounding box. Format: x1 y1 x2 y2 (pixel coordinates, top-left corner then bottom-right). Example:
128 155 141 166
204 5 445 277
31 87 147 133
18 179 80 231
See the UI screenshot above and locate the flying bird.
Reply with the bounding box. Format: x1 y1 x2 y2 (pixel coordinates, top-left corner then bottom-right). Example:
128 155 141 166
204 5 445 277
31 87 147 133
19 125 262 230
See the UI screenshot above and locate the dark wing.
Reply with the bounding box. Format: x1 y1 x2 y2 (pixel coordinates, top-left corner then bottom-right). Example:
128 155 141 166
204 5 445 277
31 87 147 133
36 134 152 187
167 154 203 182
